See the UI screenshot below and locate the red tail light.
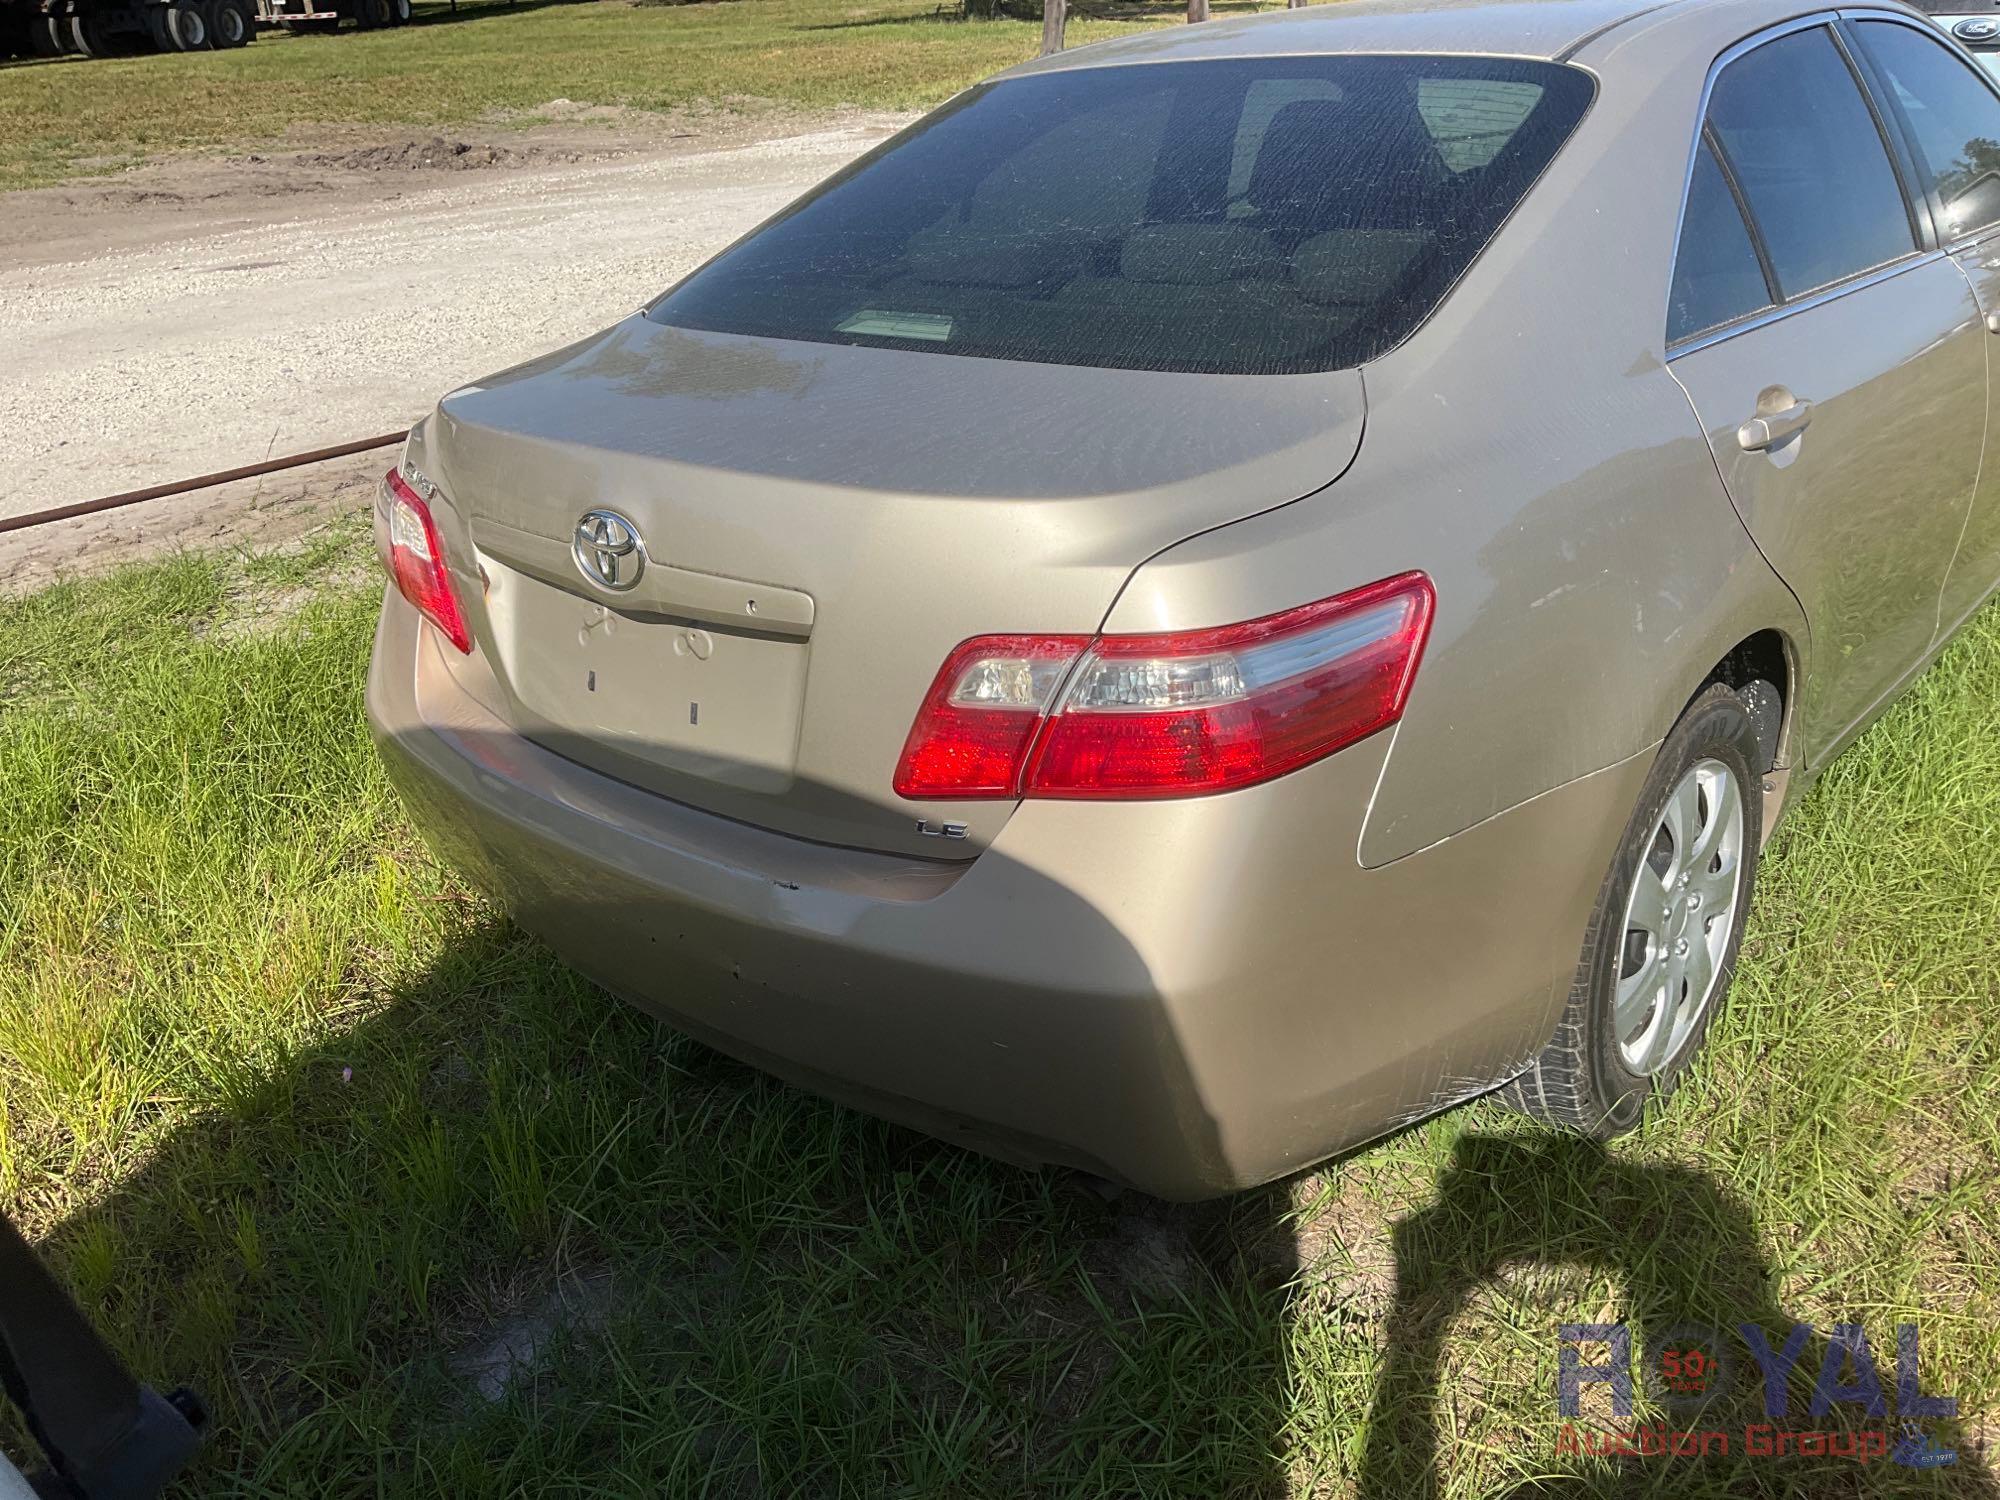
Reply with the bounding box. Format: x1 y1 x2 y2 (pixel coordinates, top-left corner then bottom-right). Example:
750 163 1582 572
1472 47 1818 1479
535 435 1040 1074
891 634 1090 798
378 466 472 655
893 573 1433 801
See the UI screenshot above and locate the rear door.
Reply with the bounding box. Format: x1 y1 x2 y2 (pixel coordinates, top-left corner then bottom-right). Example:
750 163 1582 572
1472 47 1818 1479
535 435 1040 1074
1666 20 1985 755
1847 11 2000 631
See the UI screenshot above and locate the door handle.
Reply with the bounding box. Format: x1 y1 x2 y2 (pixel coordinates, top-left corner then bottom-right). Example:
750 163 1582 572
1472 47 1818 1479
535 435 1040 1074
1736 399 1812 452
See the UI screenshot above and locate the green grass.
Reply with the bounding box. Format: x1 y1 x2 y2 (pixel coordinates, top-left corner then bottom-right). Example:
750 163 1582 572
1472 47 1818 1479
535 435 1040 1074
0 0 1256 191
1 519 1996 1495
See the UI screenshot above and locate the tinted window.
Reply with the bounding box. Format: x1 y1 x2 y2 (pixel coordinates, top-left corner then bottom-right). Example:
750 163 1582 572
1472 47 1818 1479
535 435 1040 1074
1416 78 1549 171
1669 139 1775 341
1707 27 1916 297
1857 19 2000 237
648 57 1594 375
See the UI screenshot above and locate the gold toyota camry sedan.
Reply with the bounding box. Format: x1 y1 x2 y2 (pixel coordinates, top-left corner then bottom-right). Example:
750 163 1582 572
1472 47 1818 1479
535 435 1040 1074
368 0 2000 1197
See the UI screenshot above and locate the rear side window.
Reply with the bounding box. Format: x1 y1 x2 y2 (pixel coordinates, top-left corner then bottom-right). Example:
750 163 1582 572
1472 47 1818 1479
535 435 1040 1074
648 57 1595 375
1854 19 2000 238
1705 27 1917 298
1669 138 1776 341
1416 78 1550 170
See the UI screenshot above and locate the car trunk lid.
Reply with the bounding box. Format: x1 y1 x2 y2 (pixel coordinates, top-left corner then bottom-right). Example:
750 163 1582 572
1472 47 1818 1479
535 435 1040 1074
421 316 1364 858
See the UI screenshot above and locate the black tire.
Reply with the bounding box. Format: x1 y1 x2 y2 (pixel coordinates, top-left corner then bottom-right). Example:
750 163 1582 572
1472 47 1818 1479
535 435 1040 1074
29 3 73 52
209 0 250 46
66 6 110 53
142 2 171 47
350 0 389 29
1503 682 1764 1134
29 8 68 53
164 0 208 47
388 0 409 23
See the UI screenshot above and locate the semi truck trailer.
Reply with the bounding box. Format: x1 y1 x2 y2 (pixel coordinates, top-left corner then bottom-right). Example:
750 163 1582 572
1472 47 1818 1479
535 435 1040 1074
0 0 408 57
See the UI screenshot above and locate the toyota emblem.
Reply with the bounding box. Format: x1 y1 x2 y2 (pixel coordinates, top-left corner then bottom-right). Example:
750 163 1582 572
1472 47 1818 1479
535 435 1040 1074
572 510 645 592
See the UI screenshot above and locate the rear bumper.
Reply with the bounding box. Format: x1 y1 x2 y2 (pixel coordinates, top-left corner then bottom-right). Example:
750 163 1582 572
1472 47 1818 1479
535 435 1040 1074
367 593 1653 1198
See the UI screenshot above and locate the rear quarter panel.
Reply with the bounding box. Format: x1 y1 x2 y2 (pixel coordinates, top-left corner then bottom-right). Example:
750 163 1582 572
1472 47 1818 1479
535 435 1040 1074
1102 18 1810 867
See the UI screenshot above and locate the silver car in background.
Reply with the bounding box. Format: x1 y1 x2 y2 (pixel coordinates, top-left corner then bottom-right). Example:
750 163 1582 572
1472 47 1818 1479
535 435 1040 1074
369 0 2000 1198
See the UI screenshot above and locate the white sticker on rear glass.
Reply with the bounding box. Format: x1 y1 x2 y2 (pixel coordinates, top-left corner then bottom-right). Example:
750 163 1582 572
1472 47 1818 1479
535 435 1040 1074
836 309 953 342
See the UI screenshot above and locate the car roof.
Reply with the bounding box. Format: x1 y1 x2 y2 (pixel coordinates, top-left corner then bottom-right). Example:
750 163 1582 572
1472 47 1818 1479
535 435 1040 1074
996 0 1679 75
994 0 1936 77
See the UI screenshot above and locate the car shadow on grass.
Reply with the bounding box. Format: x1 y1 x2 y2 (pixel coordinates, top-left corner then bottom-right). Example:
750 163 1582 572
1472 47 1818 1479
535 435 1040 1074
6 904 1302 1494
16 948 1995 1495
1356 1133 1997 1498
6 857 1993 1491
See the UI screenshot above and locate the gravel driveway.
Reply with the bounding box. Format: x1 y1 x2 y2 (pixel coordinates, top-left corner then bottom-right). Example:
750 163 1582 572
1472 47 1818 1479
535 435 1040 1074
0 111 909 525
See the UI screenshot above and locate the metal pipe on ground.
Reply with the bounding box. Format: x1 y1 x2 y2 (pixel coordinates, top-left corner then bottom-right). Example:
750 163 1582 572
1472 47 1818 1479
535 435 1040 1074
0 431 410 537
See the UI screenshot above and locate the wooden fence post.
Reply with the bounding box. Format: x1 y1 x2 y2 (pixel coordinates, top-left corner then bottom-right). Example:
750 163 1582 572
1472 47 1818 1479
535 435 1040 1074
1186 0 1208 20
1040 0 1065 54
1287 0 1307 9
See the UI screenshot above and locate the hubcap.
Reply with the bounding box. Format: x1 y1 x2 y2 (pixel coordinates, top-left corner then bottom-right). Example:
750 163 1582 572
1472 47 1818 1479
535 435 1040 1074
1613 758 1744 1075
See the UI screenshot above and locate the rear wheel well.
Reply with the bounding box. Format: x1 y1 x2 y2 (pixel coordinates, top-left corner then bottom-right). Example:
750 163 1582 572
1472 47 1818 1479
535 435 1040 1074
1698 630 1793 773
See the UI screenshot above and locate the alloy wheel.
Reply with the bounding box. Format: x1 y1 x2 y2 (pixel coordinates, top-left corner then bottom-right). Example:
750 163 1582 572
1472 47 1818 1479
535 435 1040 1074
1613 757 1745 1075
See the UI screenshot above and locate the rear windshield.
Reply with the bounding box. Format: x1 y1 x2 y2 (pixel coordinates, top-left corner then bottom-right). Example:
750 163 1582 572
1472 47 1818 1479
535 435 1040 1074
647 56 1593 375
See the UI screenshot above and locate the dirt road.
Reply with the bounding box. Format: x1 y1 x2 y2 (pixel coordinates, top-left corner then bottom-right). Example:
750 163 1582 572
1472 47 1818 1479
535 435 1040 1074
0 110 909 528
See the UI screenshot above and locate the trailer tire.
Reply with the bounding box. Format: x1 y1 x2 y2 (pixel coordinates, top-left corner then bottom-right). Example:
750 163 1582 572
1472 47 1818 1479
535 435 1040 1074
209 0 250 45
66 6 113 53
29 6 68 53
142 2 170 45
165 0 209 47
388 0 408 22
351 0 390 29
